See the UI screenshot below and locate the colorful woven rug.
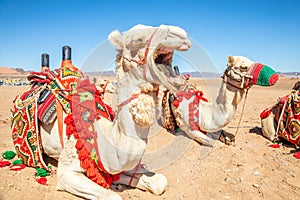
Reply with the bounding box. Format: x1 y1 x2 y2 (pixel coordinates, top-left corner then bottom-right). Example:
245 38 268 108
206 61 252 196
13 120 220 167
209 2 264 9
173 85 208 132
11 65 118 187
10 86 50 171
260 89 300 147
277 90 300 146
10 66 84 171
65 79 118 188
161 90 178 131
161 80 208 132
38 90 56 124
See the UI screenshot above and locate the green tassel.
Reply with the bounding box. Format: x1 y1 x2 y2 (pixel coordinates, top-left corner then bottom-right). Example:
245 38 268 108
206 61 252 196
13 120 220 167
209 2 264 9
35 168 50 177
12 159 23 165
2 151 16 160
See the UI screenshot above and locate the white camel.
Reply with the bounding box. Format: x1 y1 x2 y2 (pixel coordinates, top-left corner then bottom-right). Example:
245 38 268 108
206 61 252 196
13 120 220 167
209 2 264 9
164 56 279 146
96 56 279 147
38 24 191 199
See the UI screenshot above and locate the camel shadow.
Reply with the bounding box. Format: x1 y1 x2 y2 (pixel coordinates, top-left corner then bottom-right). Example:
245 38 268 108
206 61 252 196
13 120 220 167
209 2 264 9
249 126 263 136
249 126 296 150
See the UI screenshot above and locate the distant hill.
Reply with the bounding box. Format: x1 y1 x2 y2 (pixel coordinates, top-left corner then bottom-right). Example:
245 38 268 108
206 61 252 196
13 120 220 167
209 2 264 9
0 67 19 74
0 66 28 77
84 70 222 78
278 72 300 77
1 66 299 79
84 70 116 77
182 71 222 78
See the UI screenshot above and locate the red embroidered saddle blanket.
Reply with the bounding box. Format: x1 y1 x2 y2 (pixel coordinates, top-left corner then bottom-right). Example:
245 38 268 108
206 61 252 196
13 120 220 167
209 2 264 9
11 86 51 170
161 81 208 132
11 67 115 174
277 90 300 146
261 89 300 146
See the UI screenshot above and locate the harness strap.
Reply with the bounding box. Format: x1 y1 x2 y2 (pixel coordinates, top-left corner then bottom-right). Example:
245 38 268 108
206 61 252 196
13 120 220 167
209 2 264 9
122 28 158 80
222 75 246 91
233 88 249 143
117 93 141 108
275 98 288 139
56 100 64 148
128 162 143 186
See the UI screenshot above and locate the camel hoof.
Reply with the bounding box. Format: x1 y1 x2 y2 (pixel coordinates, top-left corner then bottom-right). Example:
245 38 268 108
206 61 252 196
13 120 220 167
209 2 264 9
137 173 167 195
219 130 235 145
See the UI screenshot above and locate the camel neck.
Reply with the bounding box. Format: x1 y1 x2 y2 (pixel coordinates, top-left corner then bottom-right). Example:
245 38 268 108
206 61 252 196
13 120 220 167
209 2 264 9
199 81 245 131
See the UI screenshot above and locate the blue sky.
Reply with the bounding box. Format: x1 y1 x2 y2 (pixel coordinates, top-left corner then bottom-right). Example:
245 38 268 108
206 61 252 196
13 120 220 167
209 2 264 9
0 0 299 72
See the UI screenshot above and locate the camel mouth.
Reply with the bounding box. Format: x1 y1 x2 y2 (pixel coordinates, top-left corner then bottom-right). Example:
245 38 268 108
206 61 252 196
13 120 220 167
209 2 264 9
153 48 184 90
154 47 177 77
154 47 173 68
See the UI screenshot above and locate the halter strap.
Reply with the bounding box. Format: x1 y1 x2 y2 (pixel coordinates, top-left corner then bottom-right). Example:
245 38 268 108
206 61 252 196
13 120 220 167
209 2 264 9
122 28 158 80
128 162 143 186
117 93 141 108
222 65 254 91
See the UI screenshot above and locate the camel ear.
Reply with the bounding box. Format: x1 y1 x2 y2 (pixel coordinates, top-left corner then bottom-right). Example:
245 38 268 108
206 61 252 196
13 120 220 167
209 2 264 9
109 30 123 50
228 56 234 64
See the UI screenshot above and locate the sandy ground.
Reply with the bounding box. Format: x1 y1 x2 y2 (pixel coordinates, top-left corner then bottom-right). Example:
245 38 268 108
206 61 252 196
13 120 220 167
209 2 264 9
0 77 299 200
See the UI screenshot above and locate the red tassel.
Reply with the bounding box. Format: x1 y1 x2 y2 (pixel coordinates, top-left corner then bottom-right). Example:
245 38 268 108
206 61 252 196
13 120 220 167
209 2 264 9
36 177 48 185
260 108 271 119
9 164 26 171
293 151 300 159
268 144 280 148
0 160 11 167
173 99 179 108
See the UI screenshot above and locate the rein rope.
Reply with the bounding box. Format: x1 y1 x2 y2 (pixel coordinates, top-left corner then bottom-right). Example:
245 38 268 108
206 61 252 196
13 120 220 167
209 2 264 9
222 67 253 143
233 88 249 144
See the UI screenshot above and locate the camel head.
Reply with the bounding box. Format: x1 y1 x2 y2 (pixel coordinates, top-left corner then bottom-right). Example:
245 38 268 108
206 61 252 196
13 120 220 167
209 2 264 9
225 55 279 90
109 24 191 92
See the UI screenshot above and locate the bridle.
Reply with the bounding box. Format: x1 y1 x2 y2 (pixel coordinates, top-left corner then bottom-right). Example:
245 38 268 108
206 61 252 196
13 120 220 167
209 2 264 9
221 65 254 144
222 66 253 91
121 28 158 81
116 29 159 108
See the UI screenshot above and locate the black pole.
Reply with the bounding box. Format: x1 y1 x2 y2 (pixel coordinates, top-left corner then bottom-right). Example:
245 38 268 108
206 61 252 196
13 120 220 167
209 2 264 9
62 46 71 61
173 66 180 76
41 53 50 72
41 53 49 67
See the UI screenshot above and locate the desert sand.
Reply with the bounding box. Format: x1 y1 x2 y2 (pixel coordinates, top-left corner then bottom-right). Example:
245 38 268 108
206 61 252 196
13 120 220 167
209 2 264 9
0 77 299 200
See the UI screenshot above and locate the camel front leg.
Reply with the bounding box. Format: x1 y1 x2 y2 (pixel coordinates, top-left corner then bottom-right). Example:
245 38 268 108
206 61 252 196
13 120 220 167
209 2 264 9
184 129 215 147
56 138 122 200
57 169 121 200
114 165 167 195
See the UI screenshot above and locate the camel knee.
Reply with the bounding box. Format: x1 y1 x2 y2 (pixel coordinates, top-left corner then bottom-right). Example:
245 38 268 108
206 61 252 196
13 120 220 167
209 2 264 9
57 171 122 200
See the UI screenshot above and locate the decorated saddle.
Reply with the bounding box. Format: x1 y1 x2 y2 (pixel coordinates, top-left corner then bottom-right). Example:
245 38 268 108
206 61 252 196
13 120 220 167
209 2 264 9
10 65 115 181
161 75 208 132
260 88 300 147
11 85 50 170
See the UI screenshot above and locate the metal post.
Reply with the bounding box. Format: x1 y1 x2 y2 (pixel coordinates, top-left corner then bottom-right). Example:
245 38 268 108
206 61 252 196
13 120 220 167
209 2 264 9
41 53 50 72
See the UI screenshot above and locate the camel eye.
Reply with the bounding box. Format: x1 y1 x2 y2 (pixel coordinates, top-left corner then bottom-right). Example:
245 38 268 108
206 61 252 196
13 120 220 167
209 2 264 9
240 66 248 72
